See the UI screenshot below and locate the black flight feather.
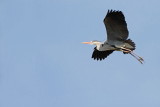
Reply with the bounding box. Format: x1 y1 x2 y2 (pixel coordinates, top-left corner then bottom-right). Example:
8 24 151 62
92 47 114 60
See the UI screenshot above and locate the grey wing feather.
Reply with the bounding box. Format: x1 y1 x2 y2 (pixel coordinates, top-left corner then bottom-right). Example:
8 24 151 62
104 10 129 43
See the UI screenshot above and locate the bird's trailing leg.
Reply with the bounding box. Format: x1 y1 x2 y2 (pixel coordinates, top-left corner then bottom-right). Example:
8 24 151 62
129 53 144 64
120 47 144 64
130 51 144 62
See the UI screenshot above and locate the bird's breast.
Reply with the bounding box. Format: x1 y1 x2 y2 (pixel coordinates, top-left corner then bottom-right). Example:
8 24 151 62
97 44 116 51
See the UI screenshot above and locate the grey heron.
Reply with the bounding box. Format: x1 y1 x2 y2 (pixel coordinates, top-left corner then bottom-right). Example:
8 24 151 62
82 10 144 64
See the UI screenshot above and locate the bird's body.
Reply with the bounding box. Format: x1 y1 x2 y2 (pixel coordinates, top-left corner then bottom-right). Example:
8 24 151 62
82 10 144 64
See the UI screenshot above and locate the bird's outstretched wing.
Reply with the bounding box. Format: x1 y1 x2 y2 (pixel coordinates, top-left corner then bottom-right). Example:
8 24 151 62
104 10 129 43
92 47 114 60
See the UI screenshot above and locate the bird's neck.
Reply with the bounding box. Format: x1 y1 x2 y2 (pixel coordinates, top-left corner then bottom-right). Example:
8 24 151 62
96 43 103 50
96 43 115 51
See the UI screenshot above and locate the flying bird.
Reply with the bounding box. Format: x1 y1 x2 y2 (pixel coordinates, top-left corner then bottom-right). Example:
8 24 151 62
82 10 144 64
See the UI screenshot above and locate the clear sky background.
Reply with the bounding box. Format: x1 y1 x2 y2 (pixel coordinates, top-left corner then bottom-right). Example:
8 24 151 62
0 0 160 107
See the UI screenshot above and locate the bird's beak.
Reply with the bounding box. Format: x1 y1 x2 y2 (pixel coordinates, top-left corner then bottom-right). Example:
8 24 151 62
81 42 91 44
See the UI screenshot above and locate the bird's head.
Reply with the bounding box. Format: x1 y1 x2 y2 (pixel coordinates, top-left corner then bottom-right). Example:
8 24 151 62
82 40 101 45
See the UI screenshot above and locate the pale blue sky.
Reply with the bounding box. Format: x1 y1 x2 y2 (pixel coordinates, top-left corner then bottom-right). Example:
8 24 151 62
0 0 160 107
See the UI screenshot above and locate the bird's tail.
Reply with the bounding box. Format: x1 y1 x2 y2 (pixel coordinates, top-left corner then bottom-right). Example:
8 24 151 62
125 39 136 50
123 39 136 54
